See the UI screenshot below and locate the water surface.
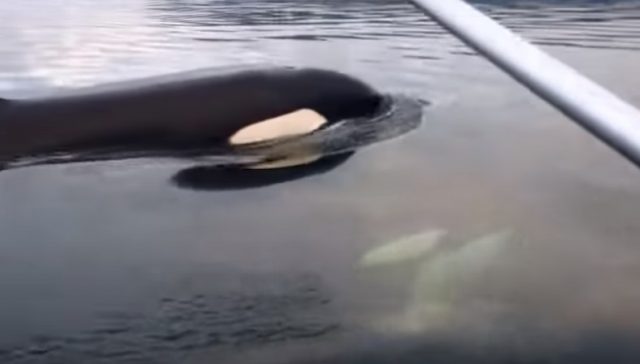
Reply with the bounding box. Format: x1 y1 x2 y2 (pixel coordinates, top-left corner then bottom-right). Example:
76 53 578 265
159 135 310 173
1 0 640 363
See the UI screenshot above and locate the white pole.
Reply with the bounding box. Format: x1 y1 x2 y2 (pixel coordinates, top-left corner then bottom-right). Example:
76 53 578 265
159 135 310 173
411 0 640 167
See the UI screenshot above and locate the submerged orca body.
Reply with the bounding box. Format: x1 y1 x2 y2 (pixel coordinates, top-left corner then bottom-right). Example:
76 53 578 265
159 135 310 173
0 67 385 168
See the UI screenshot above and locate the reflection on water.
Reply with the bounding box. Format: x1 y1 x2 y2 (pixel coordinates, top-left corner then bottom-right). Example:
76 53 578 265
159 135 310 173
3 0 640 92
2 0 640 363
172 153 355 191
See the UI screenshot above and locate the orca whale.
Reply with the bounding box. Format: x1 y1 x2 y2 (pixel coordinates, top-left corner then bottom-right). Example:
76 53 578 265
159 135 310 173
0 67 385 169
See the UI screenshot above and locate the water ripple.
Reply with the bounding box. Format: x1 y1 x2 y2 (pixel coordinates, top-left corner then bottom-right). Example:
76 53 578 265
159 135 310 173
0 0 638 92
0 271 338 363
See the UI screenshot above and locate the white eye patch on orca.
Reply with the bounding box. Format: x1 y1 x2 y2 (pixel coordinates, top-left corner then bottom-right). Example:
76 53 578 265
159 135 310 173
228 109 328 146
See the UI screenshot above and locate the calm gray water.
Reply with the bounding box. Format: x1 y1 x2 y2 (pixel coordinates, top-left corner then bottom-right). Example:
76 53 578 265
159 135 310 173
2 0 640 363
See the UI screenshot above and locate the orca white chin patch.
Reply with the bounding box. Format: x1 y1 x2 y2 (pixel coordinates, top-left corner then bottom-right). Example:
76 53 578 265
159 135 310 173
246 154 322 169
229 109 328 146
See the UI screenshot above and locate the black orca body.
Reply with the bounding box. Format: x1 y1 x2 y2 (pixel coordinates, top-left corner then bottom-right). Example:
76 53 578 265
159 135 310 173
0 67 383 168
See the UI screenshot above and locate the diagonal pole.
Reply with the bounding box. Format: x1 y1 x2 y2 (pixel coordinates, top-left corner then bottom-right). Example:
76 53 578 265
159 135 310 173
410 0 640 168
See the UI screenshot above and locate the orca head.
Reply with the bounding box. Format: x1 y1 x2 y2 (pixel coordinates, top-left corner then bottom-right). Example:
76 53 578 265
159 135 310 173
225 68 385 168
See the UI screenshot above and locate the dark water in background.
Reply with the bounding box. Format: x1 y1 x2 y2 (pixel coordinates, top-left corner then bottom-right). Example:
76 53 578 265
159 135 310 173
2 0 640 363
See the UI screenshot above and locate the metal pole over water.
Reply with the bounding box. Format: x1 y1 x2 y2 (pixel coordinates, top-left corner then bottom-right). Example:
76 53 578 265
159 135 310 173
410 0 640 167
